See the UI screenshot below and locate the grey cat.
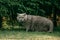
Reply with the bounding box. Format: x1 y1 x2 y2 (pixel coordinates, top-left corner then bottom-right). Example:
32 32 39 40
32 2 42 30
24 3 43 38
17 13 53 32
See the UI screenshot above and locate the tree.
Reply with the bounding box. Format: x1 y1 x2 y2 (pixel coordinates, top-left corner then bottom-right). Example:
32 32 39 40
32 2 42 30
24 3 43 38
0 0 60 27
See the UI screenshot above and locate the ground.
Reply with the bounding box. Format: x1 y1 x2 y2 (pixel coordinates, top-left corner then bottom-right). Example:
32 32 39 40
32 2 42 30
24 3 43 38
0 29 60 40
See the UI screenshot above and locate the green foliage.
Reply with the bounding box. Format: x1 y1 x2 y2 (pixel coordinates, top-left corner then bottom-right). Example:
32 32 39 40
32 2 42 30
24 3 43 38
0 0 60 16
0 0 60 28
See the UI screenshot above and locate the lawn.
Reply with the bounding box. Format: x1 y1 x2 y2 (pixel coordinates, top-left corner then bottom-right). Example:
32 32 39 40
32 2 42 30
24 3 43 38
0 29 60 40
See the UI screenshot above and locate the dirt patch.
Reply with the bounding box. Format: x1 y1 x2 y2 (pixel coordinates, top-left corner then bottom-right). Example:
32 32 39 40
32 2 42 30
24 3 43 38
0 35 60 40
27 35 60 40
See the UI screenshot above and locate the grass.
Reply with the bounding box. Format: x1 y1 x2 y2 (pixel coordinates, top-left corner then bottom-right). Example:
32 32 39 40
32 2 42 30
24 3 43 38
0 29 60 40
0 25 60 40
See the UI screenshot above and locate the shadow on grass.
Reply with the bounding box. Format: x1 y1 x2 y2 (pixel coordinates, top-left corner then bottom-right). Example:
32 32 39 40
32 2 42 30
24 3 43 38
0 28 26 32
0 26 60 37
54 26 60 32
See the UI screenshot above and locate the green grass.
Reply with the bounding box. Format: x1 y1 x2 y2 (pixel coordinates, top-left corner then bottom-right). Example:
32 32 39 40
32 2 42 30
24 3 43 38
0 25 60 40
0 29 60 40
0 29 60 38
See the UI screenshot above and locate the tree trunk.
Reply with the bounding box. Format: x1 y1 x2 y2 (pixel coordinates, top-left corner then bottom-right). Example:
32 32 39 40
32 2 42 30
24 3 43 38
53 6 57 27
0 15 2 28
